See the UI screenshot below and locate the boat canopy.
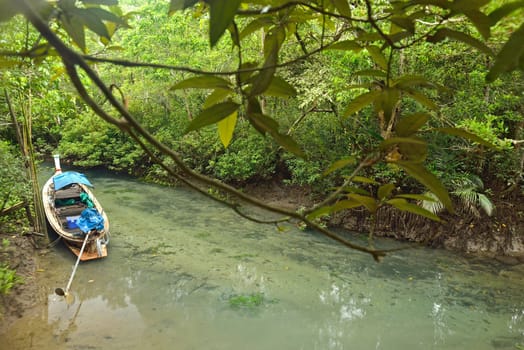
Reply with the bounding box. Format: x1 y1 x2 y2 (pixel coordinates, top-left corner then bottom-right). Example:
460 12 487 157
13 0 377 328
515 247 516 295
53 171 94 190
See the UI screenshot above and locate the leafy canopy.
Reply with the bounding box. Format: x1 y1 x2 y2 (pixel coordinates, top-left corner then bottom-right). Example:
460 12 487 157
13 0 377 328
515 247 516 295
0 0 522 258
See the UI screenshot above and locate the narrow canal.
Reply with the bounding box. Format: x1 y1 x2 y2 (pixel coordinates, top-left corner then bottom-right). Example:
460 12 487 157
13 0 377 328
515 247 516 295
3 167 524 349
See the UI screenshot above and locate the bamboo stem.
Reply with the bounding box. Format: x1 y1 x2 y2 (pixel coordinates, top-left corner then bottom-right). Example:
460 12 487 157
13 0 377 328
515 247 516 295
4 89 47 236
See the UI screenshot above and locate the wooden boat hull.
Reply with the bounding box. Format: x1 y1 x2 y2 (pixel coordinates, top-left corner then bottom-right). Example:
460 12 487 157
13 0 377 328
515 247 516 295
42 174 109 261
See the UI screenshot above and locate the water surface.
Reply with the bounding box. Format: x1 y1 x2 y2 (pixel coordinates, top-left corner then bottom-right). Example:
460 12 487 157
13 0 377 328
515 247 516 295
3 169 524 349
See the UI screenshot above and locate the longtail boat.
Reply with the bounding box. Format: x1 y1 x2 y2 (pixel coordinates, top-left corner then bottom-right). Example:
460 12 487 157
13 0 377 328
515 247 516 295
42 155 109 260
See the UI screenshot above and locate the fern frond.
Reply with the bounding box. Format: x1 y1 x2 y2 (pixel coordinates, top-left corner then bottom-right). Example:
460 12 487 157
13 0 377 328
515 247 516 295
477 193 494 216
420 192 444 214
453 187 494 217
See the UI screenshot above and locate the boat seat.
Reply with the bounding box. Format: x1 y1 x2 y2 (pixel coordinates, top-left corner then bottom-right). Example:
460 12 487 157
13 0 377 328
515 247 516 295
56 203 88 235
55 184 83 200
56 204 87 217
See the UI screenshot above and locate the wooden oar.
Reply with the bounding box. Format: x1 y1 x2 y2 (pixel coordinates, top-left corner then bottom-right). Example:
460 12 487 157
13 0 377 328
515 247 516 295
55 231 90 301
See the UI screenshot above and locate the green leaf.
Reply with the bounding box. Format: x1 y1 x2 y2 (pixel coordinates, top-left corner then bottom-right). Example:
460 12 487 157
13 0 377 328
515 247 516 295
394 161 453 213
271 132 304 157
331 0 352 17
186 102 240 132
398 140 428 163
381 136 428 163
378 183 395 201
228 24 241 48
366 45 388 70
306 205 333 220
61 14 86 52
346 83 375 90
477 193 494 216
79 8 110 40
171 76 232 90
487 23 524 82
203 88 233 109
340 185 371 196
386 198 442 222
404 89 439 110
395 112 430 137
348 193 378 213
28 43 51 58
343 90 381 117
462 9 491 40
374 87 400 122
100 23 115 45
408 0 452 8
384 31 413 46
104 45 124 51
379 137 426 150
82 7 129 27
395 193 436 201
247 112 303 156
307 199 364 220
247 112 279 135
434 127 497 148
81 0 119 4
264 76 297 98
0 0 19 22
240 18 273 40
323 157 356 176
390 16 415 34
393 75 442 90
326 40 362 51
407 9 429 20
208 0 241 47
351 176 378 185
237 61 259 83
354 69 387 77
218 110 238 148
451 0 490 11
250 65 276 97
356 31 382 42
420 192 445 214
250 29 283 96
488 1 524 25
428 28 493 56
169 0 199 13
263 27 285 59
332 199 364 212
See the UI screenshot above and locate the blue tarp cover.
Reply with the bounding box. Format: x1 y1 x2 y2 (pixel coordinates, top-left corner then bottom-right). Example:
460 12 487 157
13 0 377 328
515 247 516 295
77 208 105 233
53 171 93 190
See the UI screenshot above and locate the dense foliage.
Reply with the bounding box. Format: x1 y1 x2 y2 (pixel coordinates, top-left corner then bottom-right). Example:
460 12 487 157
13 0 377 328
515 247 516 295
0 141 31 212
0 0 523 257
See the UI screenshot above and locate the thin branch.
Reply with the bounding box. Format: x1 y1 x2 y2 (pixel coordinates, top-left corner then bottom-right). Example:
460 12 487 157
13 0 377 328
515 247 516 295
232 206 291 225
232 20 243 91
365 0 396 49
237 1 374 23
294 30 309 55
82 43 329 75
304 152 381 215
287 103 317 136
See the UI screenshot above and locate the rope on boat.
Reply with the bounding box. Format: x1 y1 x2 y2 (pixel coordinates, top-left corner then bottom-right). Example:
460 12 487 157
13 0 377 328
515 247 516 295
96 238 103 257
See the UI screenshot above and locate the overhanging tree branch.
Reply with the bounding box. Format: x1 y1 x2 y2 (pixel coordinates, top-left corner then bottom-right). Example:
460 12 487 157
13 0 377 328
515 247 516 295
16 0 389 260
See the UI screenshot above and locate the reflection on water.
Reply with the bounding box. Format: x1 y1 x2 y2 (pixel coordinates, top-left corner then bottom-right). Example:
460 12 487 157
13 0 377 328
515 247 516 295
3 169 524 349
